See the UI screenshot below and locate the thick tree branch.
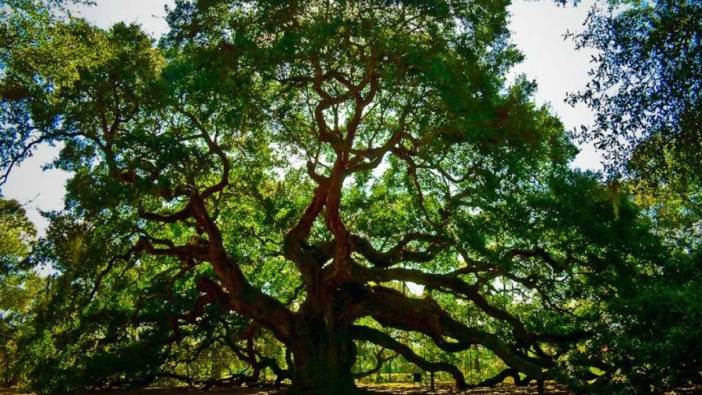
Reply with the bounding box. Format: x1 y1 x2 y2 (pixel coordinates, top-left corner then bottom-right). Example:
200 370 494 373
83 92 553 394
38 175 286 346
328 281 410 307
351 233 449 268
351 325 467 389
358 285 548 378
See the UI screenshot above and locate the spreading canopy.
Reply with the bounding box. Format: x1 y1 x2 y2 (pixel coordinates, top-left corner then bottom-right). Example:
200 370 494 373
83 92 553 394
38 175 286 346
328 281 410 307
0 0 681 394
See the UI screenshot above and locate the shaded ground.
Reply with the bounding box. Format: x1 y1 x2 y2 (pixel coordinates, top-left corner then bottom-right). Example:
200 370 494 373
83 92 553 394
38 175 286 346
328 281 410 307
361 382 571 394
2 383 701 394
0 383 571 395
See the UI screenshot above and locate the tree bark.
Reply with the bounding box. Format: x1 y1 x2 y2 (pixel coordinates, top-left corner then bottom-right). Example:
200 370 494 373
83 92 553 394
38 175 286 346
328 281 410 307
287 315 358 394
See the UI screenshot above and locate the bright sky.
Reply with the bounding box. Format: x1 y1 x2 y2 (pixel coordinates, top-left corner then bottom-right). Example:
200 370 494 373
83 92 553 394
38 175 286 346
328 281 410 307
0 0 602 233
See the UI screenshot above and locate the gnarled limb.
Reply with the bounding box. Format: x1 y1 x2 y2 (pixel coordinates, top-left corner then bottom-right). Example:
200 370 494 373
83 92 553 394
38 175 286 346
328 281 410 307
355 264 585 347
472 368 521 387
353 346 397 380
358 285 547 378
351 325 467 389
351 232 449 268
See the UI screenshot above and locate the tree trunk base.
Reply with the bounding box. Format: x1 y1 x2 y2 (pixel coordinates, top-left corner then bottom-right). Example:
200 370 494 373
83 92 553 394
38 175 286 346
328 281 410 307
286 384 360 395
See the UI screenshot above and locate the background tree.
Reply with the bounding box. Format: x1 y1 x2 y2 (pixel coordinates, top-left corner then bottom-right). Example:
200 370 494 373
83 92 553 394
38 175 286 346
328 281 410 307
568 0 701 238
0 197 38 387
567 1 702 392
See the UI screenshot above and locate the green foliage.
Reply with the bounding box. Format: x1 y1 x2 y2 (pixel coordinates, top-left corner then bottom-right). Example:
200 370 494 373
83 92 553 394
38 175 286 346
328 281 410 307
0 198 35 270
0 0 700 394
566 2 702 391
0 198 38 386
568 0 701 209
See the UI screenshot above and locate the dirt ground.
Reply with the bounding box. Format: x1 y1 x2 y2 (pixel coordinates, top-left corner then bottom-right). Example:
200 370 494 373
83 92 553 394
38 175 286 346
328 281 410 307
0 383 571 395
2 383 700 395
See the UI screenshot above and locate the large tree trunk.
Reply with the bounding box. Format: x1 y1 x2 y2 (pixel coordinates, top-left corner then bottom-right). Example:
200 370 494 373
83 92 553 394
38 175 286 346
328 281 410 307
287 313 358 394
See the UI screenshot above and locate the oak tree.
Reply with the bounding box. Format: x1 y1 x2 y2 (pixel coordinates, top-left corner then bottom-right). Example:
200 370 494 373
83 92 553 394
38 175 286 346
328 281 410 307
1 0 676 393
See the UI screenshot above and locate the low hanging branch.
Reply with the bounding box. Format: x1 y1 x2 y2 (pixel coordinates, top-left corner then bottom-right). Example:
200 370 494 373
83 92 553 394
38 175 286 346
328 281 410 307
351 325 468 389
352 347 397 380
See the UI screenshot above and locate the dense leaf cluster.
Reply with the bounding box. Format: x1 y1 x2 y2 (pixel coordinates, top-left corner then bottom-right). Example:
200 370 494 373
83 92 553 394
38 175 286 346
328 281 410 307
0 0 700 394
